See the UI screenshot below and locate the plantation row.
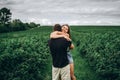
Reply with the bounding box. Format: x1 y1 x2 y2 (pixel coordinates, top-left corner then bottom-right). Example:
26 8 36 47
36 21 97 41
72 31 120 80
0 34 51 80
0 26 120 80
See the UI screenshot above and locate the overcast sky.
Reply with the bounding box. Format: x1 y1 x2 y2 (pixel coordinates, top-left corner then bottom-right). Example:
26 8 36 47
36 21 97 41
0 0 120 25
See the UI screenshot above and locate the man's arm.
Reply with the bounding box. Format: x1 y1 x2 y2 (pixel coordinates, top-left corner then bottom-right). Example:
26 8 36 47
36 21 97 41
69 43 74 49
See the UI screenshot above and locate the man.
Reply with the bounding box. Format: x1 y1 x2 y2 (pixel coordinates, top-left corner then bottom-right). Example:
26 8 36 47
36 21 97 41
48 24 72 80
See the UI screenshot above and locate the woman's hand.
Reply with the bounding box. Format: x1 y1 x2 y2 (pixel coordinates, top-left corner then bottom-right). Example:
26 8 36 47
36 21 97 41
63 35 71 41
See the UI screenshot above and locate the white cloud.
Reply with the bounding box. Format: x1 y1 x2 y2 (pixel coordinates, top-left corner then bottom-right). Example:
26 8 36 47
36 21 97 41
1 0 120 25
28 18 52 25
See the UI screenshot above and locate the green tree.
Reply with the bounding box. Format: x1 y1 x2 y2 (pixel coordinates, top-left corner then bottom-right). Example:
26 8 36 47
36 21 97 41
10 19 25 31
29 22 37 28
0 7 12 24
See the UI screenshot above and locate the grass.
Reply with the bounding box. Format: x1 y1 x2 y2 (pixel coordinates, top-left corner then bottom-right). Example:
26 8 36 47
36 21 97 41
72 43 101 80
0 26 120 80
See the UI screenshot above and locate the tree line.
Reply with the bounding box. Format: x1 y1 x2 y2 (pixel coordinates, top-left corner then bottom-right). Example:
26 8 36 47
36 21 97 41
0 7 40 33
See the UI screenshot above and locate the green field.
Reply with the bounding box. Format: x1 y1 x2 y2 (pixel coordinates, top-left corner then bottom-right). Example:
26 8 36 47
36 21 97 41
0 26 120 80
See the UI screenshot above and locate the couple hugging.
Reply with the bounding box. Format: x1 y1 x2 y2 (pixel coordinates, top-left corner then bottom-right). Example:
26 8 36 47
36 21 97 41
48 24 76 80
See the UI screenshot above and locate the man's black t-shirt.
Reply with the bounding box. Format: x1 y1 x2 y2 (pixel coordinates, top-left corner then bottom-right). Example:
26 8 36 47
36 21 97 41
48 37 71 68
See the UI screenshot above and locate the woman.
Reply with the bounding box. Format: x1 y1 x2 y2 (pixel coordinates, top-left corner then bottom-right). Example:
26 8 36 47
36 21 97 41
50 24 76 80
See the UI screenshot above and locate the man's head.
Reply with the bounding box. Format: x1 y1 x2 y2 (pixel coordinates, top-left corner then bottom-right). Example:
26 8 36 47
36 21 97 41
53 24 61 31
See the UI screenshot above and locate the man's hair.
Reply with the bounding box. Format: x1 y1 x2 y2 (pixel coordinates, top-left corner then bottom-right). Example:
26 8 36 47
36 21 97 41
53 24 61 31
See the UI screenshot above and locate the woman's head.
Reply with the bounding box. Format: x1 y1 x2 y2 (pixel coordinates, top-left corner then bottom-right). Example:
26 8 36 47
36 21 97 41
53 24 61 31
62 24 71 37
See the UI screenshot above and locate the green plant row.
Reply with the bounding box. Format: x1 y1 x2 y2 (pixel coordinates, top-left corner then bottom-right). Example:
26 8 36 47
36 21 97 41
0 35 51 80
74 31 120 80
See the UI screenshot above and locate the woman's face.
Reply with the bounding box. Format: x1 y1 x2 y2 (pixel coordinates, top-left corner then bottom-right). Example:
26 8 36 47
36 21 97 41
62 26 68 33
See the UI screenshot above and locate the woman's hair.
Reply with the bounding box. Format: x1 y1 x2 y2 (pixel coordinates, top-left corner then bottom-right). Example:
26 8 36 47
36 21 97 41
62 24 71 38
53 24 61 31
